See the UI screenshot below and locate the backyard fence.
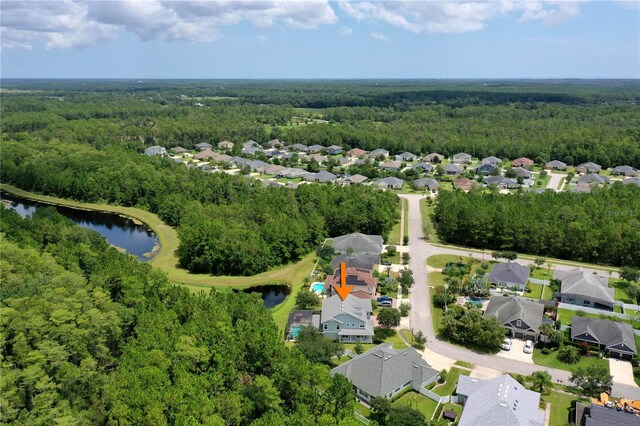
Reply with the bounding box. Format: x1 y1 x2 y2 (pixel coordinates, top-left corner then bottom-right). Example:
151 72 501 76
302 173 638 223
418 387 450 404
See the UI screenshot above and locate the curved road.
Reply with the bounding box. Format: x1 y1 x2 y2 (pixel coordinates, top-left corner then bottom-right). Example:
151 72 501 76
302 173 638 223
399 194 640 399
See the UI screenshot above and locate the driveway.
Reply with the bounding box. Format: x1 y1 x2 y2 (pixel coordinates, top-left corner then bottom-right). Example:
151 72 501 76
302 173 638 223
609 358 638 387
547 172 565 191
495 339 534 364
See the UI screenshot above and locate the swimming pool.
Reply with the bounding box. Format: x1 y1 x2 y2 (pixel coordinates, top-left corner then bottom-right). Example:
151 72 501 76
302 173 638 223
468 298 488 307
289 326 302 340
312 282 324 294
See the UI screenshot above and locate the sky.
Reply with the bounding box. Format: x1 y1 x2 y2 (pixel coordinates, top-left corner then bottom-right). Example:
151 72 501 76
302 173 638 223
1 1 639 79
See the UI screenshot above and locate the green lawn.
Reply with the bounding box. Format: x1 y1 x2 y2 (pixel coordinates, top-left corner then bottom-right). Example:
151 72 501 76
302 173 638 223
403 199 409 241
426 254 468 269
436 402 463 422
532 348 609 372
433 367 469 396
420 201 440 243
428 271 446 287
526 283 543 300
384 330 410 350
612 280 636 304
542 284 555 300
453 360 473 369
542 391 588 426
400 329 414 345
387 206 402 245
531 268 554 281
342 343 377 353
354 403 371 418
432 304 444 337
381 251 401 265
331 356 351 367
557 308 639 329
392 391 439 420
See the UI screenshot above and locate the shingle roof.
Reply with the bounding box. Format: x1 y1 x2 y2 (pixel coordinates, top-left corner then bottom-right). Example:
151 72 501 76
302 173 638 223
484 297 544 334
288 143 308 151
374 177 404 188
613 165 637 174
556 268 614 305
577 162 601 172
331 254 380 271
571 317 637 355
412 162 433 172
545 160 567 168
195 142 212 148
453 152 471 159
488 263 531 286
413 178 439 189
320 294 372 324
380 161 402 169
348 148 369 157
346 174 368 184
457 375 544 426
577 174 609 185
444 164 463 173
371 148 389 156
307 144 326 152
623 178 640 186
314 170 338 182
514 167 532 178
482 156 502 164
331 344 438 398
585 403 640 426
332 233 384 254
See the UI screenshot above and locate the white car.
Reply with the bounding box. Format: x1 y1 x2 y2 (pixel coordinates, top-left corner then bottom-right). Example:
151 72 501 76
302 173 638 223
523 340 534 354
501 338 512 351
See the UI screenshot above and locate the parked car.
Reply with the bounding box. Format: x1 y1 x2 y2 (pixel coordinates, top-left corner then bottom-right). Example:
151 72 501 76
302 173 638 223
501 338 512 351
381 260 392 266
523 340 533 354
376 296 392 303
378 299 393 307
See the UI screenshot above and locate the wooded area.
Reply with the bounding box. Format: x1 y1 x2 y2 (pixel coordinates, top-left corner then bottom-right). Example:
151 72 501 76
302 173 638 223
433 185 640 266
0 207 360 424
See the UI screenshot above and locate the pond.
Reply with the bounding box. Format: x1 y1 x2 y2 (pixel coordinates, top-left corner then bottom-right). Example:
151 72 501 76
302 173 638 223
1 191 158 262
239 285 291 308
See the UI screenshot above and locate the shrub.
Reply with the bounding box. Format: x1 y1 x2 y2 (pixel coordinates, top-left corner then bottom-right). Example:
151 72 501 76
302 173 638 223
541 348 552 355
557 345 581 364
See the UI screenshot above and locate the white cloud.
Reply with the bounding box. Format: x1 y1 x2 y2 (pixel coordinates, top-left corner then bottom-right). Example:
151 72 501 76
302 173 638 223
369 32 390 42
339 1 586 34
257 35 267 43
340 26 352 36
0 0 338 49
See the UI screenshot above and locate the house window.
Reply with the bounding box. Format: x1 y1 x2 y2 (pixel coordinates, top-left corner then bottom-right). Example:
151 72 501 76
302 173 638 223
323 324 327 330
516 320 522 327
360 324 364 328
583 300 590 305
336 325 340 330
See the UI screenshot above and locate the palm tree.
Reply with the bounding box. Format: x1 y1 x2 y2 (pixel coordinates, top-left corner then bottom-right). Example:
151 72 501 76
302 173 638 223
529 371 553 394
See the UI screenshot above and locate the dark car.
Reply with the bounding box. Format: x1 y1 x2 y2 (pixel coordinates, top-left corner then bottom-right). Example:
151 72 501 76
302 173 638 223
376 296 392 303
381 260 392 266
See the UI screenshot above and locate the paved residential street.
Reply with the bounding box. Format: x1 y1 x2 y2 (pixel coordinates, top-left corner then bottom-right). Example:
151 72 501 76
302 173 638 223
399 194 640 399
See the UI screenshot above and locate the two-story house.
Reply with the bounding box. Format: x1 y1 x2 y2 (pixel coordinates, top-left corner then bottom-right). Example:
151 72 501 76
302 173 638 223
320 295 374 343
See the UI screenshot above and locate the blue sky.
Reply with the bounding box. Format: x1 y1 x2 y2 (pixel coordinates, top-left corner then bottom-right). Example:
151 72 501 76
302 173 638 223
1 1 638 79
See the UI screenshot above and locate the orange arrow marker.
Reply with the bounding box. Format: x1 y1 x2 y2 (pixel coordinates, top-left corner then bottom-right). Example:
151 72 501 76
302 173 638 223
333 261 354 301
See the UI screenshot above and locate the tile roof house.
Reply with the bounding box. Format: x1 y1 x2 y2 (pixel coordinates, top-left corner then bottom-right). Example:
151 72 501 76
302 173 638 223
453 178 478 191
571 317 637 360
347 148 369 158
456 374 544 426
327 145 343 155
487 262 531 290
576 162 602 174
170 146 188 154
395 152 418 162
452 153 472 164
481 156 502 166
412 162 433 173
332 233 384 255
444 164 464 175
577 173 610 185
373 176 404 190
544 160 567 170
369 148 390 159
331 344 439 403
556 267 615 311
324 267 377 299
320 295 374 343
331 254 380 271
425 153 445 163
623 177 640 187
511 157 534 169
218 141 234 150
413 178 439 193
484 297 545 342
379 161 402 171
195 142 212 151
612 165 638 177
144 145 167 156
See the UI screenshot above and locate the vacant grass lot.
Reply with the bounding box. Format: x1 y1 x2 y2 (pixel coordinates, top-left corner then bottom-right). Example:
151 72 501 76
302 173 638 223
392 391 439 420
427 254 466 269
532 348 609 372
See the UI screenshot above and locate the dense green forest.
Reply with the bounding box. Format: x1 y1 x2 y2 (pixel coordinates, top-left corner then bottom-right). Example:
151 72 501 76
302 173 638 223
1 80 639 167
0 140 398 275
433 184 640 266
0 206 365 425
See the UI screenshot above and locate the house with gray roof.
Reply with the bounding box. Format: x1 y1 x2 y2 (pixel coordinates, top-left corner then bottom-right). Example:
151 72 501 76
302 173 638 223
556 267 614 311
260 179 284 188
412 162 433 173
577 402 640 426
331 254 380 271
576 162 601 174
444 164 464 175
320 295 373 343
275 167 307 179
395 152 418 162
413 178 439 193
612 165 638 177
456 374 544 426
476 163 498 176
577 173 609 185
373 176 404 190
308 154 328 164
481 156 502 166
306 144 326 153
327 145 343 155
144 145 167 156
288 143 308 152
332 233 384 255
310 170 337 183
514 167 532 179
170 146 188 154
452 153 472 164
267 139 284 149
331 344 439 403
484 176 520 189
340 174 368 186
544 160 567 170
487 262 531 290
218 141 234 150
243 140 261 149
484 297 544 342
195 142 212 151
369 148 390 159
571 317 637 360
379 161 402 171
242 146 262 156
623 177 640 187
264 149 285 159
425 153 445 163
